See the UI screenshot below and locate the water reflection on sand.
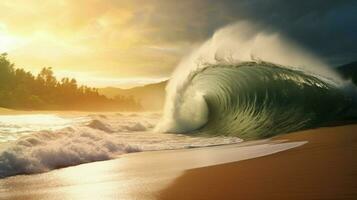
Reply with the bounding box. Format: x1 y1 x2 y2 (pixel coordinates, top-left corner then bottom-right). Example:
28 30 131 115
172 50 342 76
0 140 305 200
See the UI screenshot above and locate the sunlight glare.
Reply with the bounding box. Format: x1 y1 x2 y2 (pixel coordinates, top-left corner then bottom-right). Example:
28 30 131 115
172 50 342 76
0 33 20 52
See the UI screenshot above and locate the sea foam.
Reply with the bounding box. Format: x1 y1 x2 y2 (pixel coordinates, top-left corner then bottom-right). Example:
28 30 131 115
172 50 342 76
0 113 241 178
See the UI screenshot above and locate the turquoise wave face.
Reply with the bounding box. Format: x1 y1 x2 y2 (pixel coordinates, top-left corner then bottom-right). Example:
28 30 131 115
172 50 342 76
162 61 356 139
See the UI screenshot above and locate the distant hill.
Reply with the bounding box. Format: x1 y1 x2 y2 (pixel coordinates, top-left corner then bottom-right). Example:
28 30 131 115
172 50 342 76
99 81 168 111
0 107 15 114
337 61 357 85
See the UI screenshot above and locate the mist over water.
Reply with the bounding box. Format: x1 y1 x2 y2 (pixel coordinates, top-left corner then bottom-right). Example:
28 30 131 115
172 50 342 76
156 22 356 136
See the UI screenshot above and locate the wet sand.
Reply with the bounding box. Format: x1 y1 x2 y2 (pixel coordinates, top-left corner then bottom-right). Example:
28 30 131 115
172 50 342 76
159 124 357 200
0 136 304 200
1 124 356 199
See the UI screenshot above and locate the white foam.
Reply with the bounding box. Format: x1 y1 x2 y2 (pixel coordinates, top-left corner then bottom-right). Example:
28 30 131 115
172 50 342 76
0 114 89 143
0 113 242 177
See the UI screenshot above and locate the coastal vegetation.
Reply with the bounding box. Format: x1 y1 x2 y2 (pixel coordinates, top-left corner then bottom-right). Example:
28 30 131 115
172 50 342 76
0 53 141 111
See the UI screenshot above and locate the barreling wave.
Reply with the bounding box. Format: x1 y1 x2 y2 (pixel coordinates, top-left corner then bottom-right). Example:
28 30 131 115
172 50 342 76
156 22 357 138
157 61 357 139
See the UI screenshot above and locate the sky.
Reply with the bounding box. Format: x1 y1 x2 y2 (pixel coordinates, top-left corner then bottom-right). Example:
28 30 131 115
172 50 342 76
0 0 356 88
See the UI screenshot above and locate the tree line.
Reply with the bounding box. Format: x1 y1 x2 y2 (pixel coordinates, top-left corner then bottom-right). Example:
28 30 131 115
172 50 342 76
0 53 142 111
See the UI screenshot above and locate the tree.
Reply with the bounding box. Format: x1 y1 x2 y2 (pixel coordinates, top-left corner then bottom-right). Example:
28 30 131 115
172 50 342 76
0 54 142 111
0 53 15 90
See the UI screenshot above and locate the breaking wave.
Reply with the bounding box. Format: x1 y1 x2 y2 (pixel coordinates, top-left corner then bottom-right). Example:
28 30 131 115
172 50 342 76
0 113 241 178
158 61 356 138
157 22 357 138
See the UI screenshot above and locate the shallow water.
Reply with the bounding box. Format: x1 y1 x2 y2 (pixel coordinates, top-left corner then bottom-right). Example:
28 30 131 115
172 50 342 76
0 112 242 178
0 138 306 200
0 114 90 143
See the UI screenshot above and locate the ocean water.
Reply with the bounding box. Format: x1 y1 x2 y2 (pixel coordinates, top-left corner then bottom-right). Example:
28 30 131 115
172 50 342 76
157 23 357 139
2 22 357 179
0 114 90 143
0 112 242 178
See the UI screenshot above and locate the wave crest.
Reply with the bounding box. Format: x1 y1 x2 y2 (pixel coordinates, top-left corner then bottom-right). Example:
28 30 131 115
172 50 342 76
0 127 141 178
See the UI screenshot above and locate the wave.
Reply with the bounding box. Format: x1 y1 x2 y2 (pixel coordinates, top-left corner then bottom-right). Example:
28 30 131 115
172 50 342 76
0 114 156 178
158 61 356 139
157 22 357 138
0 113 242 178
0 123 146 178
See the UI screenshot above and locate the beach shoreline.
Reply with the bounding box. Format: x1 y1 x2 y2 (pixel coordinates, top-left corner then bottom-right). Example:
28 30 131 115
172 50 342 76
159 124 357 200
0 124 356 199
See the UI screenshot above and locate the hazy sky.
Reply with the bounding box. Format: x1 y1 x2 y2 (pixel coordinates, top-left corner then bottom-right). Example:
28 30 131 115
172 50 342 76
0 0 356 87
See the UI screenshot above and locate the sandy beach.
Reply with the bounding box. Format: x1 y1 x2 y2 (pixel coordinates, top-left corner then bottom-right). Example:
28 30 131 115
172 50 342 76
0 124 355 199
159 124 357 200
0 130 303 199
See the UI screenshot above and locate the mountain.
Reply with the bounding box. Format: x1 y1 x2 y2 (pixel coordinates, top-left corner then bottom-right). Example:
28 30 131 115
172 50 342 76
337 61 357 85
99 81 168 111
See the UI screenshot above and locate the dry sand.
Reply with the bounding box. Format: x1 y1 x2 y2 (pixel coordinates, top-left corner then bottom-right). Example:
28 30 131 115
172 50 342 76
159 124 357 200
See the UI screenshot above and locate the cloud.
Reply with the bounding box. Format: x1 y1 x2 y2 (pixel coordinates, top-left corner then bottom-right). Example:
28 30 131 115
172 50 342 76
139 0 357 65
0 0 355 86
216 0 357 65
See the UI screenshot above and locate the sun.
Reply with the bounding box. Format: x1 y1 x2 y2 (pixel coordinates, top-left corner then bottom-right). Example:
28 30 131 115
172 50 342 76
0 33 21 53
